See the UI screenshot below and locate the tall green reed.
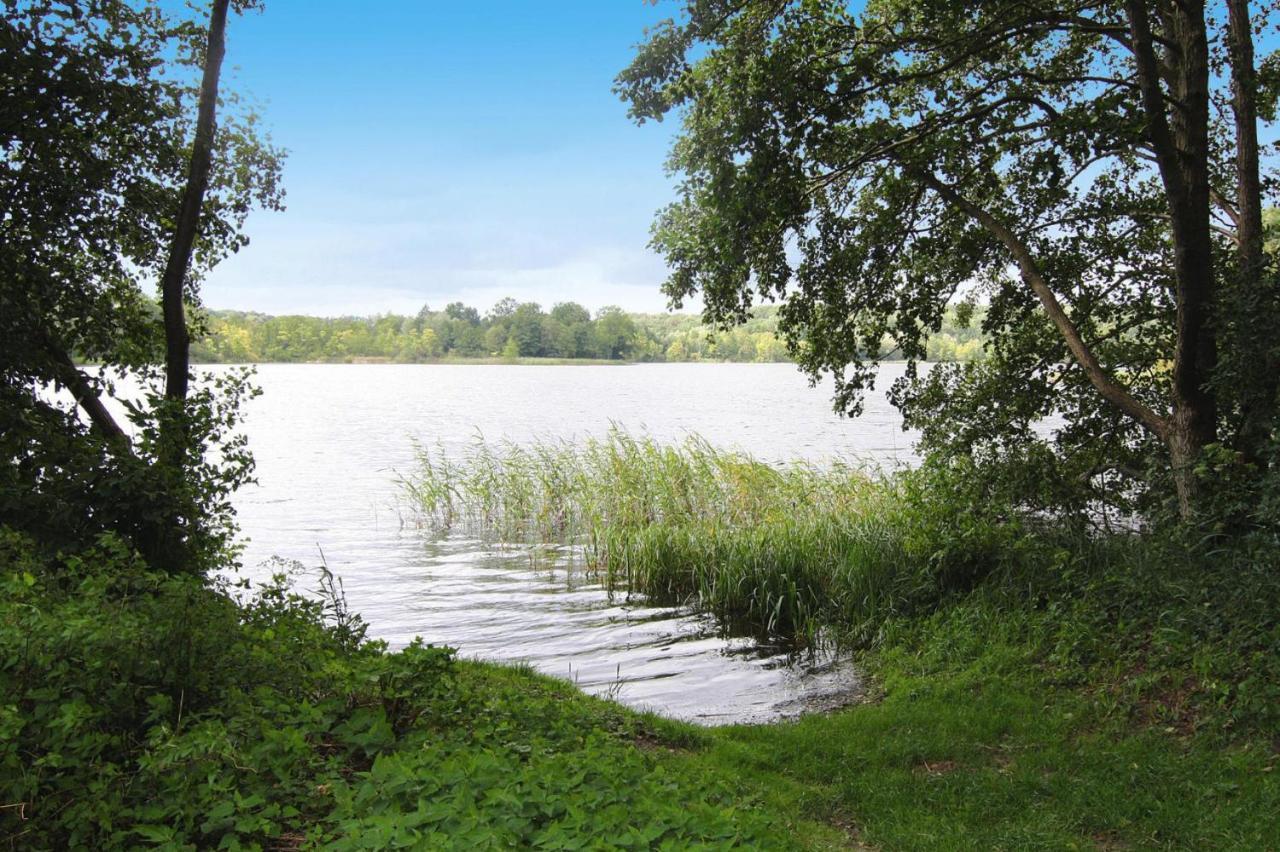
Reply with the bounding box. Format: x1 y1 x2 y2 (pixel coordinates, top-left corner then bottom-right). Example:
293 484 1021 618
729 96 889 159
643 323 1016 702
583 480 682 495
401 428 947 648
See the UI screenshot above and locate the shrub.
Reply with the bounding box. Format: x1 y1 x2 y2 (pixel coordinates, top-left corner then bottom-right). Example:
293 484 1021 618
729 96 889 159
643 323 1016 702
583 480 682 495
0 528 788 848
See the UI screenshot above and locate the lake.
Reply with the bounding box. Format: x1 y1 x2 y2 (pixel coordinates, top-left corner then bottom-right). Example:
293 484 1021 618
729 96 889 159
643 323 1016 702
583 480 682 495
227 362 920 724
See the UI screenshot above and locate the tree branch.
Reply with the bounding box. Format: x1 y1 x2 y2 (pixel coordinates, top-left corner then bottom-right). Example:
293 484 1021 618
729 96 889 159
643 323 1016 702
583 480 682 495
920 170 1169 440
1209 185 1241 227
1124 0 1186 202
44 345 130 447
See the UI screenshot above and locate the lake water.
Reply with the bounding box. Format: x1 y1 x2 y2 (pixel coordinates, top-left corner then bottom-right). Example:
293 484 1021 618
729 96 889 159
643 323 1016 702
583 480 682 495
226 362 920 724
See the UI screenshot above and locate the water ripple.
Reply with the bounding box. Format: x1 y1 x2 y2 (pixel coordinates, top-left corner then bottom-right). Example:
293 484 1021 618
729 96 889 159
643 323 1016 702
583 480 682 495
224 363 915 724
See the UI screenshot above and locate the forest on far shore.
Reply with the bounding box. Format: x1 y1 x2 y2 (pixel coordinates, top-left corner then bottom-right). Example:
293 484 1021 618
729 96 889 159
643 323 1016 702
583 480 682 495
191 300 988 364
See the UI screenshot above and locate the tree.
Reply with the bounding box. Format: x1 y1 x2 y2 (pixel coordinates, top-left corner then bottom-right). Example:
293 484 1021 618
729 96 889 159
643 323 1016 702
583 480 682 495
509 302 546 356
550 301 592 327
484 324 509 355
549 302 593 357
540 317 571 357
618 0 1280 520
592 307 639 360
1 0 283 568
454 323 488 357
487 297 519 321
407 328 442 361
445 301 481 325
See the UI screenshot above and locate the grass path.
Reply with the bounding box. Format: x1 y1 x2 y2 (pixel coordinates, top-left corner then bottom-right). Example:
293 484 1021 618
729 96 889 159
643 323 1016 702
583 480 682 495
680 656 1279 849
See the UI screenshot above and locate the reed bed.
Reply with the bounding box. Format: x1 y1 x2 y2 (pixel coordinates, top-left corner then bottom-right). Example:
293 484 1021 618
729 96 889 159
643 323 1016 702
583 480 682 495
402 429 943 647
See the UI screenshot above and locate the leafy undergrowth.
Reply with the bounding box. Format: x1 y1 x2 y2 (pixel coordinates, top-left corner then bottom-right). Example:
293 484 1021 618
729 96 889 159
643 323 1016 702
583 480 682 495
0 530 802 849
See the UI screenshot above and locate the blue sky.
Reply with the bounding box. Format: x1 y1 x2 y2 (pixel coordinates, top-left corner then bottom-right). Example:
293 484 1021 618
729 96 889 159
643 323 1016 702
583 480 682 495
201 1 684 317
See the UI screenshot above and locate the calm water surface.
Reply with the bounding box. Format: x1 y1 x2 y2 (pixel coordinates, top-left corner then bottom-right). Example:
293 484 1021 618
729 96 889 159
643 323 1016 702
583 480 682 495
227 362 919 724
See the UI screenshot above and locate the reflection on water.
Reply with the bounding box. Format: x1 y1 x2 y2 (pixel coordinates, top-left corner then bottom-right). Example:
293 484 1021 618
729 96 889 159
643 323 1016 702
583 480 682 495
373 535 860 725
227 363 918 724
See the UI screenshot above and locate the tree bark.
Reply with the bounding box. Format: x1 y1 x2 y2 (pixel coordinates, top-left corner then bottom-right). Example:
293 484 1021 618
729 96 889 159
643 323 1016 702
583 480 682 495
1126 0 1218 517
161 0 230 408
1226 0 1277 464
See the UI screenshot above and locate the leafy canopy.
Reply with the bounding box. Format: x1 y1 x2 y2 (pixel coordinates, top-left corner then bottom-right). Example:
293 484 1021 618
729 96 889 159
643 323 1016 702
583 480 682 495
0 0 284 566
618 0 1280 520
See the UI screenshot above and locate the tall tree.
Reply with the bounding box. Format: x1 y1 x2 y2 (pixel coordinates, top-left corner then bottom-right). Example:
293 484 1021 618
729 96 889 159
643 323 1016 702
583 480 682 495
618 0 1280 519
510 302 546 356
152 0 231 568
0 0 283 568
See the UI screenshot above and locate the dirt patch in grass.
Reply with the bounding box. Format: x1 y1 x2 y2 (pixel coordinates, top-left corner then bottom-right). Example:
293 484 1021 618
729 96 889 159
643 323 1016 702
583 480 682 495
912 759 960 777
827 812 878 850
632 732 689 754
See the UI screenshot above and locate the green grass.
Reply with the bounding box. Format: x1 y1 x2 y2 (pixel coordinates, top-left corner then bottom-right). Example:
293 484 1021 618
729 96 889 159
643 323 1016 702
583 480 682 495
690 523 1279 846
693 639 1280 849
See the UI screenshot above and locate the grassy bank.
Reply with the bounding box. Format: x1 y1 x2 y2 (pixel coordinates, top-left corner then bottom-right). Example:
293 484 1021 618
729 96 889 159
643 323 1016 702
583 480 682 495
401 432 1280 845
5 435 1279 847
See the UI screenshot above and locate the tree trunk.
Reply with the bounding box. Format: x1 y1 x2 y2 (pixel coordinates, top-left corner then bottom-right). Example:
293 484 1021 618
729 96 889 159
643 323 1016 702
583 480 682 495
1127 0 1218 517
156 0 231 569
44 343 130 447
161 0 229 410
1226 0 1277 465
1168 408 1204 520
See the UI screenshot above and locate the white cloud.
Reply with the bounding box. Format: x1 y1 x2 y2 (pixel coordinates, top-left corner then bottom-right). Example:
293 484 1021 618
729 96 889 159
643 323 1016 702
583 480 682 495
202 218 690 316
198 140 691 317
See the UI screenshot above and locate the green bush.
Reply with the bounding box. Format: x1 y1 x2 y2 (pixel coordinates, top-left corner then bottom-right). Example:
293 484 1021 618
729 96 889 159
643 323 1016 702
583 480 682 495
0 528 788 849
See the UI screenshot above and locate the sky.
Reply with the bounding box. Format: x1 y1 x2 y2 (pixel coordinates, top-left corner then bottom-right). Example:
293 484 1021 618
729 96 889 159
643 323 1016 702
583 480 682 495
197 1 686 317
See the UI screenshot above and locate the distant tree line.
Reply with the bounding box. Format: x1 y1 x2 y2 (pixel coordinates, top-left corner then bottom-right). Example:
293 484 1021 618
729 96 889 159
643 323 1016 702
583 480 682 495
190 300 987 364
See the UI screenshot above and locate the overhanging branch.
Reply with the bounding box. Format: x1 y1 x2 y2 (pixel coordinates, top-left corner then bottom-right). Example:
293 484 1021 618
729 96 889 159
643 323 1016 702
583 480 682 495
45 344 130 447
920 170 1170 441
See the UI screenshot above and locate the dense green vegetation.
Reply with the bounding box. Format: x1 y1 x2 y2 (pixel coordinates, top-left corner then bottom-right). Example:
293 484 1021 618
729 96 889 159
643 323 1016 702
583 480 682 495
2 0 283 573
7 0 1280 848
0 532 798 848
7 445 1280 847
190 303 987 364
618 0 1280 519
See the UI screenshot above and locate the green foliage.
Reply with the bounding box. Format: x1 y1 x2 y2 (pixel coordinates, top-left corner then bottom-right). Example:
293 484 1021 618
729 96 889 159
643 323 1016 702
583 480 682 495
616 0 1280 521
0 0 284 571
0 529 791 849
1 0 280 379
189 303 987 365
